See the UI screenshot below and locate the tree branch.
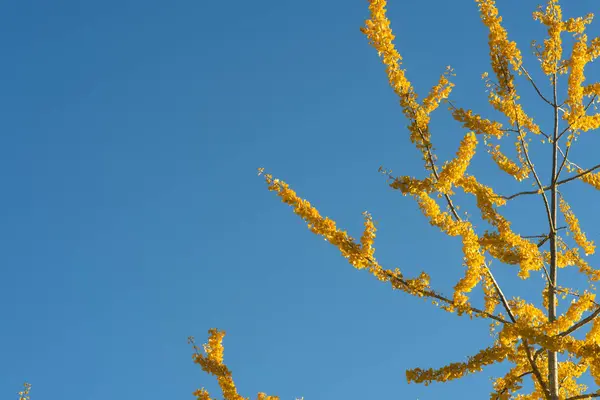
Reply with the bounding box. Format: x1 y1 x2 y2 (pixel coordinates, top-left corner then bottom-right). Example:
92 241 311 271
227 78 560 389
557 95 597 141
555 143 571 185
566 392 600 400
516 122 555 232
520 66 554 107
556 163 600 186
416 127 461 221
557 145 584 172
499 163 600 200
559 306 600 337
494 371 533 399
382 270 510 324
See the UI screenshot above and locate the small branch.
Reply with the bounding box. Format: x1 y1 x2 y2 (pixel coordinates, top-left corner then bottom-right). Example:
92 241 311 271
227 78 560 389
499 163 600 200
555 143 571 185
537 237 550 248
522 234 550 239
494 371 533 399
522 227 566 239
557 95 597 141
541 264 552 282
523 343 551 400
533 347 545 363
500 188 543 201
529 226 567 248
559 306 600 337
520 66 554 107
502 126 551 139
555 163 600 186
382 270 510 324
557 145 584 171
566 392 600 400
516 122 554 232
415 127 460 221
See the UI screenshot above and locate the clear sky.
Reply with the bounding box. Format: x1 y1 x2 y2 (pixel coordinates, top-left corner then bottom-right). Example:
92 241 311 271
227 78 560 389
2 0 600 399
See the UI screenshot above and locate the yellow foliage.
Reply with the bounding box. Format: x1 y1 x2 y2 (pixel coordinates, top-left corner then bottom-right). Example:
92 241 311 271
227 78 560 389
560 197 596 255
191 329 279 400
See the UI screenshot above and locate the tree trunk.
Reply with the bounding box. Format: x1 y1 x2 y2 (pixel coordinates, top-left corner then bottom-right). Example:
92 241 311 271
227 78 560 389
548 73 559 400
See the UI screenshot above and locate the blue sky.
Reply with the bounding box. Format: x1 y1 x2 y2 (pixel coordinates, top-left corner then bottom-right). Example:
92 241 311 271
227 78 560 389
2 0 600 399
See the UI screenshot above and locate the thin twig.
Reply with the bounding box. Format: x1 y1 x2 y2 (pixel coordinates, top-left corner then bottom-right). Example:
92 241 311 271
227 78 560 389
520 66 554 107
559 306 600 337
499 163 600 200
541 264 552 283
382 270 510 324
557 145 584 171
500 188 542 201
523 226 566 240
416 127 460 221
556 163 600 186
566 392 600 400
523 234 550 239
555 143 571 185
557 95 597 141
494 370 533 399
516 121 555 232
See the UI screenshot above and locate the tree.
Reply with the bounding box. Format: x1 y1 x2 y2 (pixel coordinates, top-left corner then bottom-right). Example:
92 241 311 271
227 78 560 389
192 0 600 399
